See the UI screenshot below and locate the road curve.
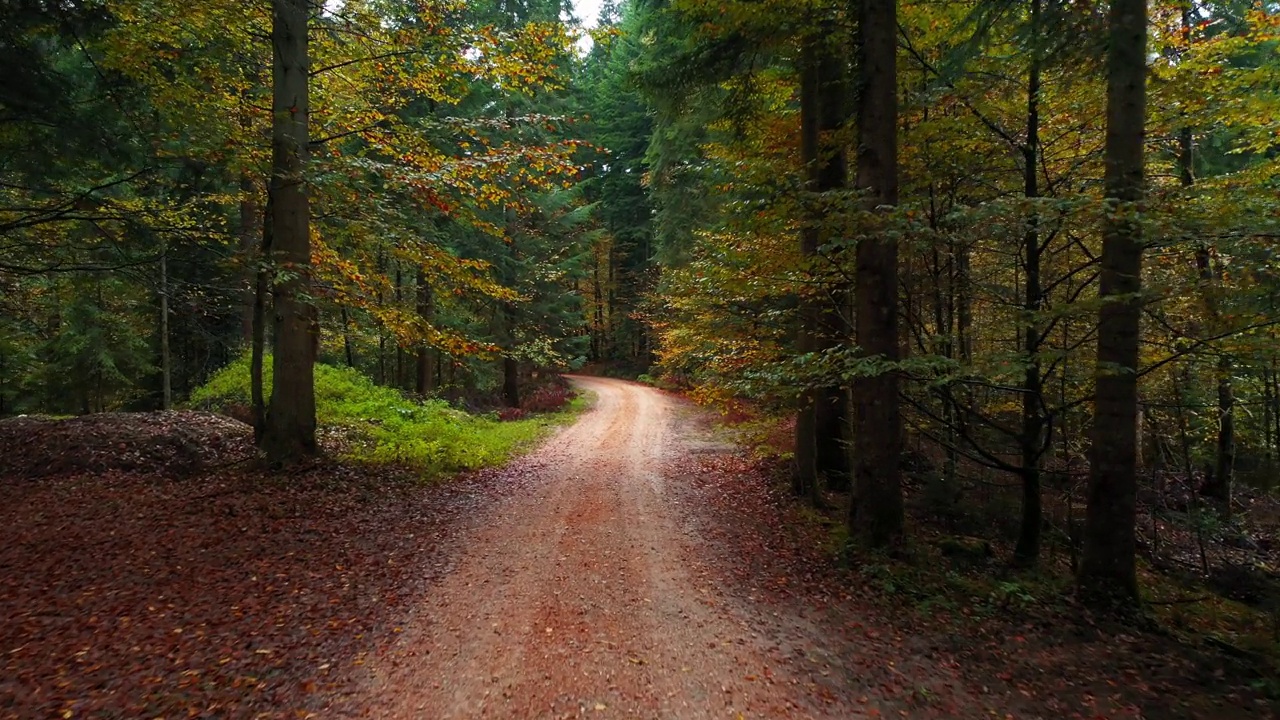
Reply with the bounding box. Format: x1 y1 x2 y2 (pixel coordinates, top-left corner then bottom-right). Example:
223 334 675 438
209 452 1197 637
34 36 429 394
362 376 836 719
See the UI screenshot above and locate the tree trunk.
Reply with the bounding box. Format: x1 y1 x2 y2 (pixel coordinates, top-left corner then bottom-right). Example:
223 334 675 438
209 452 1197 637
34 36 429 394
260 0 317 463
816 386 850 490
251 191 272 440
1179 5 1234 512
503 353 521 408
239 174 259 344
159 245 172 411
849 0 904 547
815 37 851 493
502 203 521 409
606 240 617 359
340 306 355 368
1212 361 1235 512
1015 0 1045 566
796 25 849 502
1078 0 1147 612
592 245 604 361
1193 227 1236 515
794 34 822 500
395 264 406 389
377 333 386 384
1264 357 1275 471
416 267 436 395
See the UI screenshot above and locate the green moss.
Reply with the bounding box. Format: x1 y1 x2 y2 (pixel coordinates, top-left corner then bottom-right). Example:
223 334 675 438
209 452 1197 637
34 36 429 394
189 354 588 479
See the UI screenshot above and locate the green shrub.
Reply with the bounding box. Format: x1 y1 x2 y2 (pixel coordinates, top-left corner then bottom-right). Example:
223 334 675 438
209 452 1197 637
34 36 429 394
189 354 583 478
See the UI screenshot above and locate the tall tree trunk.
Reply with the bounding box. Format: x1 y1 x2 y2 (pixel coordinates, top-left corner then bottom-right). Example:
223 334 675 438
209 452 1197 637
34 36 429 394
502 204 521 409
394 264 406 389
1264 354 1275 472
849 0 904 546
1178 6 1233 513
1212 362 1235 512
503 290 521 408
592 245 604 361
935 229 959 485
816 386 849 490
815 36 851 493
1273 351 1280 473
1195 242 1235 512
239 174 260 344
251 192 272 440
606 240 617 359
377 333 386 384
416 267 436 395
375 251 387 385
503 353 520 408
795 34 822 501
1078 0 1147 611
795 26 849 503
1015 0 1045 566
340 306 355 368
260 0 317 463
159 244 172 411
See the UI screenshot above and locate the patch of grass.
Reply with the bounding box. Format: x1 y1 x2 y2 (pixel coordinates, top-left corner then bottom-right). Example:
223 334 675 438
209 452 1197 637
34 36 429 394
190 354 589 478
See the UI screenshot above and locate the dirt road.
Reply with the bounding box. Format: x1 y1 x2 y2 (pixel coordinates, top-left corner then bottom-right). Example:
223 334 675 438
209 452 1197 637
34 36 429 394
364 376 860 719
2 377 1260 719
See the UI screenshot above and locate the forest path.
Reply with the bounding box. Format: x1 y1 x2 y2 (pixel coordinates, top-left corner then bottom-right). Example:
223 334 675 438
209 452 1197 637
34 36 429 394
362 376 864 719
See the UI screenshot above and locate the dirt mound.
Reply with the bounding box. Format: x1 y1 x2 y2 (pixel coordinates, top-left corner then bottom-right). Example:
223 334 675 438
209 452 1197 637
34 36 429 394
0 411 254 480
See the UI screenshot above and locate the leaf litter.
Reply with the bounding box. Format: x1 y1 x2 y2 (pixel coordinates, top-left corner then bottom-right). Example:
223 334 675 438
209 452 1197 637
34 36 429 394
3 389 1275 719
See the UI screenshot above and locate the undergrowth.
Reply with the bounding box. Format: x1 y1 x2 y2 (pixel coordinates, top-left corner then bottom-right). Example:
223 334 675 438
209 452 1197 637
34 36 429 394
190 354 586 478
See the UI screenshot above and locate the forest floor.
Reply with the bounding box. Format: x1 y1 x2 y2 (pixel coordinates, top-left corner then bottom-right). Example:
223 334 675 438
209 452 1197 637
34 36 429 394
1 378 1275 718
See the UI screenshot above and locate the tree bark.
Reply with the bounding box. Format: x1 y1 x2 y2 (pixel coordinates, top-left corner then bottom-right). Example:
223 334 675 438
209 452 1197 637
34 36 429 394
340 306 355 368
503 354 520 408
796 25 849 502
794 34 822 500
416 267 436 395
592 243 604 361
816 386 849 490
239 174 260 344
1195 239 1235 512
1078 0 1147 611
606 239 617 359
1264 362 1274 468
850 0 904 547
1178 5 1233 513
815 36 851 493
502 204 522 409
251 191 272 440
502 283 521 408
394 264 406 389
1015 0 1045 566
260 0 317 463
159 244 172 411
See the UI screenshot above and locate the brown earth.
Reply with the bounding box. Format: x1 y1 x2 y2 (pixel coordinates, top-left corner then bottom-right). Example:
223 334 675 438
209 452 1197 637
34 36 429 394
4 378 1263 719
353 376 972 719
